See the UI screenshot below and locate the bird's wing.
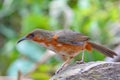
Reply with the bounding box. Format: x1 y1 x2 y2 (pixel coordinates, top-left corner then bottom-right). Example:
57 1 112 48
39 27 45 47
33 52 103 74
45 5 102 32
54 30 89 45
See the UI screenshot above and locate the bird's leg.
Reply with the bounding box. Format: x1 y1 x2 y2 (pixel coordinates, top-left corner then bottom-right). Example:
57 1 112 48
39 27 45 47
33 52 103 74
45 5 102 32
76 49 85 64
55 56 73 74
81 49 85 62
76 46 85 64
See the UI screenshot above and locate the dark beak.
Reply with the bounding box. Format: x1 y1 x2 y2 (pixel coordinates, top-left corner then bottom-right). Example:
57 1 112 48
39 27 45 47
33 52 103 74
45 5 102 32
17 37 27 44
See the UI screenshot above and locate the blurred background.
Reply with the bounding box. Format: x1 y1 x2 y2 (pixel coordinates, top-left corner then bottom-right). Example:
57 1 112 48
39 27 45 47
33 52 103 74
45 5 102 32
0 0 120 80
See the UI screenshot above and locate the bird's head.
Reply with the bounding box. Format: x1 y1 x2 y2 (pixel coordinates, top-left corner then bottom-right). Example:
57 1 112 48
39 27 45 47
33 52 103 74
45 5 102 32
17 29 50 44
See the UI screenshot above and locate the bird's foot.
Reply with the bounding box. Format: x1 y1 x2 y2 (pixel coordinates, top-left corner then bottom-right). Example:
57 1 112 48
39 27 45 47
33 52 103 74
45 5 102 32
55 67 63 74
76 60 85 64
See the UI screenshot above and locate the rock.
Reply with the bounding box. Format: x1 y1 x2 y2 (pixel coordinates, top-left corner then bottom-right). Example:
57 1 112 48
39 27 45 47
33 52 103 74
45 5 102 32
50 61 120 80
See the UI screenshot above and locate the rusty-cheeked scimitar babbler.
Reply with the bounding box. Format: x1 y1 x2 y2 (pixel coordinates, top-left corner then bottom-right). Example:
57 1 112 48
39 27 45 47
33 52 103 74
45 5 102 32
17 29 117 73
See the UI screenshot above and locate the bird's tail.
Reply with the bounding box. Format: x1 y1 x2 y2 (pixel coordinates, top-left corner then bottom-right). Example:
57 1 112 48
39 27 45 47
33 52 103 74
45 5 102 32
87 41 117 58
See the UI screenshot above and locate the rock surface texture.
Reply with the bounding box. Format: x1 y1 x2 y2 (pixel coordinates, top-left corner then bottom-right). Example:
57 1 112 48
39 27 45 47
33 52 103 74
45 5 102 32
50 61 120 80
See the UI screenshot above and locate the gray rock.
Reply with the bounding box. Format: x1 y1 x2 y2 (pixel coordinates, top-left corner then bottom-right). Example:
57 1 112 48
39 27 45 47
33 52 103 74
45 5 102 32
50 61 120 80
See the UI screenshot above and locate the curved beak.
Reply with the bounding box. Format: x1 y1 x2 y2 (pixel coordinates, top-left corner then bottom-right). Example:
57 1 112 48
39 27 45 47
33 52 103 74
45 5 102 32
17 37 27 44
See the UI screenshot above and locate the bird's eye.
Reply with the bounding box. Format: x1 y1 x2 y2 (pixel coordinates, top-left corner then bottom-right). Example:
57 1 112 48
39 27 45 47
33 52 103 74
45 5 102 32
27 33 34 39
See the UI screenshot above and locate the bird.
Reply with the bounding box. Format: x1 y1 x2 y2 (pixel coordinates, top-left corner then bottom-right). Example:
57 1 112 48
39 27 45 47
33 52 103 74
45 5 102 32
17 29 117 74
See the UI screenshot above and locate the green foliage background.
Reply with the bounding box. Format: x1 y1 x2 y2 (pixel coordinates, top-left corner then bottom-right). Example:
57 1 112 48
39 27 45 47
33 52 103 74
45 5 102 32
0 0 120 79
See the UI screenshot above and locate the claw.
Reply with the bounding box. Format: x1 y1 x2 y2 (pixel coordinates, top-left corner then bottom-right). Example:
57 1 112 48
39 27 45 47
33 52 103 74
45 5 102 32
76 60 85 64
55 67 63 74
